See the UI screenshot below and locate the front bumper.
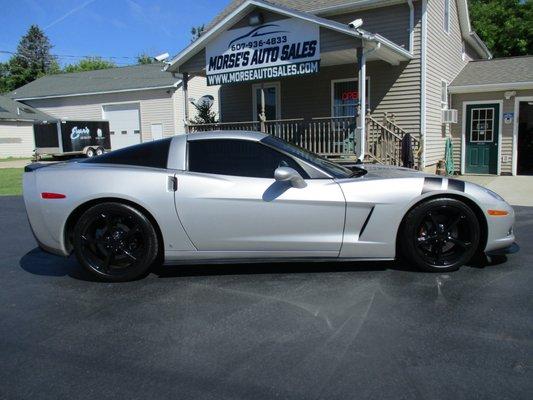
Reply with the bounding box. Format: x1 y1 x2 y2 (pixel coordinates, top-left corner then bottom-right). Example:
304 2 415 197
486 242 520 256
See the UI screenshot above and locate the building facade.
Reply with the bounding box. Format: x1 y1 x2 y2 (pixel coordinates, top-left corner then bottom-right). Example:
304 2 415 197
165 0 491 172
0 96 55 158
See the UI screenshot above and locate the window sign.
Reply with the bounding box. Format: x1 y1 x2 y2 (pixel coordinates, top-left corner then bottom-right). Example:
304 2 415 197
206 18 320 86
332 80 369 117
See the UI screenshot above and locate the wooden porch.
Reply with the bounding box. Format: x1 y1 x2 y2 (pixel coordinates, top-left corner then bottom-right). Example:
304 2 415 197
186 115 421 168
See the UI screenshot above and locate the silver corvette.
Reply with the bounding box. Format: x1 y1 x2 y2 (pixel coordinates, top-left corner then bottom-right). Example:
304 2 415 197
23 131 518 281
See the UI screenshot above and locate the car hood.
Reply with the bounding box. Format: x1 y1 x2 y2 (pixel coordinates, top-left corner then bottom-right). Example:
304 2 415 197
357 163 432 180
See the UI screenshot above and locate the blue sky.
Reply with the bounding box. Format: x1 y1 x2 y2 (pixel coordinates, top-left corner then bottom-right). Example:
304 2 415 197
0 0 231 65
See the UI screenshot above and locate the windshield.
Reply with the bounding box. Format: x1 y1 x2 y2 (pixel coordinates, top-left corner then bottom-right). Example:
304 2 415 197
261 135 360 178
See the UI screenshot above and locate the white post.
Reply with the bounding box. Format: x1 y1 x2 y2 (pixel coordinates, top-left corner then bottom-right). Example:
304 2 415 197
260 83 266 132
357 47 366 160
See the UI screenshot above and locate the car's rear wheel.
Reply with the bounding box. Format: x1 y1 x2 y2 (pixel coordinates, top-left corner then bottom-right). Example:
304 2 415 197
401 197 480 272
73 202 158 282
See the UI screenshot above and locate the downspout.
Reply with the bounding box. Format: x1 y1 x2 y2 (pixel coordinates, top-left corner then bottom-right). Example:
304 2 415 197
407 0 414 54
420 0 428 170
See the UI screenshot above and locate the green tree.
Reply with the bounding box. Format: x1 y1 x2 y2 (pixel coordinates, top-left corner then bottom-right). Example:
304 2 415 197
469 0 532 57
0 25 57 92
192 99 217 124
63 57 116 73
191 25 205 42
137 53 155 64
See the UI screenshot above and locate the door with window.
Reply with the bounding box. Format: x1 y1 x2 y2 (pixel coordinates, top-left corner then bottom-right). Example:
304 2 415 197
252 83 280 121
465 103 499 174
174 138 345 254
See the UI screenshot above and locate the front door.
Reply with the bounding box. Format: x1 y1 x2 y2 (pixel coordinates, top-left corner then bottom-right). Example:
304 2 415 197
517 101 533 175
465 103 499 174
174 138 345 254
252 83 280 121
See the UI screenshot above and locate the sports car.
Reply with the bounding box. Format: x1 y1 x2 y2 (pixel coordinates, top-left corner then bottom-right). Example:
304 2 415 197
23 131 518 281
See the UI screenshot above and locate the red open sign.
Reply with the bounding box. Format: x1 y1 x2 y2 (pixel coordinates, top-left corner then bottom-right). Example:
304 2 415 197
342 91 359 101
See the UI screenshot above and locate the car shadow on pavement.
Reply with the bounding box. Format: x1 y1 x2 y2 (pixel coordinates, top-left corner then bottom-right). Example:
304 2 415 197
19 248 99 282
19 247 507 282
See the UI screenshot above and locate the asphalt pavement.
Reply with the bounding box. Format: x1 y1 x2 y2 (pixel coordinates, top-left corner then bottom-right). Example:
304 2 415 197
0 196 531 400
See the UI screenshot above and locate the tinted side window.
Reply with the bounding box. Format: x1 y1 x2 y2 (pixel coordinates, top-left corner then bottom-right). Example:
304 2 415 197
84 138 171 169
188 139 308 179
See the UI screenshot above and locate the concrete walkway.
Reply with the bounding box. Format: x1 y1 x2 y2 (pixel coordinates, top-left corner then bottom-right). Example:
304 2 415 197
457 175 533 207
0 159 31 169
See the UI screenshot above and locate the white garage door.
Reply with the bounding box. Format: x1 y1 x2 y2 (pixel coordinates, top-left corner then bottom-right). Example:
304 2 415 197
102 103 141 150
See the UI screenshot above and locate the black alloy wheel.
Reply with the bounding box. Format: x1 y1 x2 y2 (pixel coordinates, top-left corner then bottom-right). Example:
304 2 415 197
73 202 158 281
401 197 480 272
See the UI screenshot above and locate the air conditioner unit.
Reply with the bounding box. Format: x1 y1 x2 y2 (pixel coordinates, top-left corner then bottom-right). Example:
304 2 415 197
442 109 458 124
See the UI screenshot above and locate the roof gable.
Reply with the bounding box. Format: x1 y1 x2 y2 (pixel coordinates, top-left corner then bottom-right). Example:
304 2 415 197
0 96 54 122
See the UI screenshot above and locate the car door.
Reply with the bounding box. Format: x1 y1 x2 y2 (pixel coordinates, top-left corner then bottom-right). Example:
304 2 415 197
174 138 346 254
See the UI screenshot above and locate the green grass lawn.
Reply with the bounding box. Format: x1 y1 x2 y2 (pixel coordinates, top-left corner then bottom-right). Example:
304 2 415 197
0 168 23 196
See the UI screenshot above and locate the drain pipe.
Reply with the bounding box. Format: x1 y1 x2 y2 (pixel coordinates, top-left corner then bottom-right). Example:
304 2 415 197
407 0 414 54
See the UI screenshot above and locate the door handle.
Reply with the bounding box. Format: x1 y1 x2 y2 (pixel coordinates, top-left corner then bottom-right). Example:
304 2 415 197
167 176 177 192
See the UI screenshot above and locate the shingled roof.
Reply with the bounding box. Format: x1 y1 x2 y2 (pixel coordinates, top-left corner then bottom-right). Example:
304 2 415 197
0 96 54 122
450 56 533 91
10 63 180 101
205 0 375 31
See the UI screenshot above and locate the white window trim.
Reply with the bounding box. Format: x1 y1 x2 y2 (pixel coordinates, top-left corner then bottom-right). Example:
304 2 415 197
461 100 503 175
441 79 449 109
330 77 371 117
512 96 533 175
443 0 451 34
252 82 281 121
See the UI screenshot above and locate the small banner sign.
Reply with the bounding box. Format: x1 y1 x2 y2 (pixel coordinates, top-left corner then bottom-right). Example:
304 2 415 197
206 18 320 86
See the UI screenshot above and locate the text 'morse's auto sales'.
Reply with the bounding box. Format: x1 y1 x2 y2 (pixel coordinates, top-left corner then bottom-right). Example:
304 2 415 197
206 18 321 85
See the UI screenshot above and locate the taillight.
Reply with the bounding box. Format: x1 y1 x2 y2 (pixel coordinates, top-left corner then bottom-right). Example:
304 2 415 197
41 192 66 199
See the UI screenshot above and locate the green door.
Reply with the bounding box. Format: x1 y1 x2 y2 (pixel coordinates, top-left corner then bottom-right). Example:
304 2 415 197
465 103 499 174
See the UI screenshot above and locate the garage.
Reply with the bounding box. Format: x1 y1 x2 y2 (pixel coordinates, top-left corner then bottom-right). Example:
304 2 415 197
102 103 142 150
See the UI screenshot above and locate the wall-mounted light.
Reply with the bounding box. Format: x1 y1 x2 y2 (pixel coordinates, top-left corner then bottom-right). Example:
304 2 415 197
249 12 264 26
504 91 516 100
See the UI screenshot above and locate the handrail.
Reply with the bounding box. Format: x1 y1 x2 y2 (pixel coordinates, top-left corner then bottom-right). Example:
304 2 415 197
185 116 420 168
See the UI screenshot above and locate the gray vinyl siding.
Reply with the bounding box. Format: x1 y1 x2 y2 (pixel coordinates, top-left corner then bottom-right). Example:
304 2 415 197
24 89 177 141
329 3 411 49
451 89 533 175
425 0 469 166
320 27 362 53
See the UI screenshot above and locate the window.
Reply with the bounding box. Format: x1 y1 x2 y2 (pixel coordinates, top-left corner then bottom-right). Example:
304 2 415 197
331 79 370 117
84 138 171 168
441 80 448 109
444 0 450 33
188 139 308 179
470 108 494 143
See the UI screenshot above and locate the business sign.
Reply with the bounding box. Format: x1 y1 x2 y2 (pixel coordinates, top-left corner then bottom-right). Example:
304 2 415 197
206 18 320 86
60 121 110 152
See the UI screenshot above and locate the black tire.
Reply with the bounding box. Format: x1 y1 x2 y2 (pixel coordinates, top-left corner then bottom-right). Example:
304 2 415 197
95 147 105 156
400 197 480 272
73 202 158 282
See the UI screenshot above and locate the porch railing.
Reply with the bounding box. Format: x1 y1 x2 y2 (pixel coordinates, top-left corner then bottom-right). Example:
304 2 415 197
186 116 420 167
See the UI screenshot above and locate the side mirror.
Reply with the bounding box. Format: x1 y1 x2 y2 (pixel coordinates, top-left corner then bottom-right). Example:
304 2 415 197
274 167 306 188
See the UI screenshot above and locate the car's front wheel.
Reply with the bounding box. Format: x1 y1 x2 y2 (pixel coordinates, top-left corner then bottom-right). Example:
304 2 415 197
73 202 158 281
401 197 481 272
